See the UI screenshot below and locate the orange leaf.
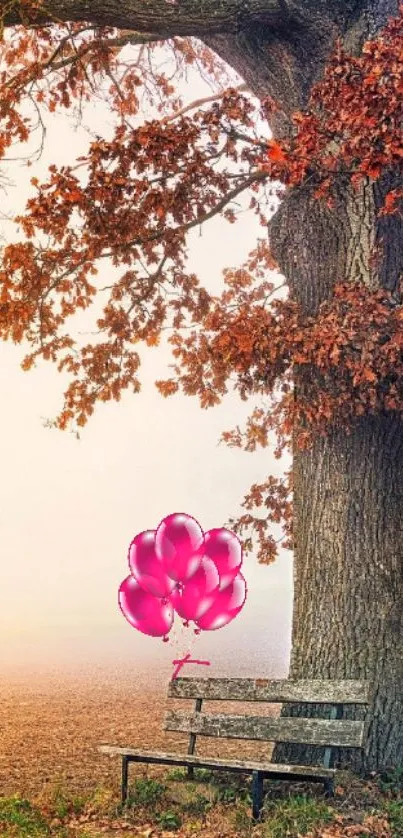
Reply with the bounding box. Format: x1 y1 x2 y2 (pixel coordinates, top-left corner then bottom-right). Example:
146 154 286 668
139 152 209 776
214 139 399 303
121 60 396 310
267 141 287 164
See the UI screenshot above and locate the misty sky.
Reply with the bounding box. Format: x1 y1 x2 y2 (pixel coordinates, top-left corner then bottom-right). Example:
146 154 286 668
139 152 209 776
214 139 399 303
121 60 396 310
0 45 293 678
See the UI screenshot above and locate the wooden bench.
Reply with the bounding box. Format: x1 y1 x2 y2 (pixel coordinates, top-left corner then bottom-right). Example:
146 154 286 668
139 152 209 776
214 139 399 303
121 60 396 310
99 677 371 821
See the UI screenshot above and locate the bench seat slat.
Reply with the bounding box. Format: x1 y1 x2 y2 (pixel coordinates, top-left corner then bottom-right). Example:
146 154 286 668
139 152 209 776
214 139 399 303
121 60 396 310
98 746 336 779
164 710 365 748
168 678 371 704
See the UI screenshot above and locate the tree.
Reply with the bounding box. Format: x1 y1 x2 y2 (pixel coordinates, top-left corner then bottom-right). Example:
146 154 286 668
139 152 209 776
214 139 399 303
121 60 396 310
0 0 402 772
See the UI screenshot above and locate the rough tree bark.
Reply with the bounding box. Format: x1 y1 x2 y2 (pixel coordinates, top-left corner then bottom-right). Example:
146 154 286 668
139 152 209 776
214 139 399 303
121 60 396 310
2 0 402 771
268 173 403 772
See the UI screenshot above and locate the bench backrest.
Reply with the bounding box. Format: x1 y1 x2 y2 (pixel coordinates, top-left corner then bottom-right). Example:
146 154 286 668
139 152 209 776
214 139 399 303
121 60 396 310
165 678 372 767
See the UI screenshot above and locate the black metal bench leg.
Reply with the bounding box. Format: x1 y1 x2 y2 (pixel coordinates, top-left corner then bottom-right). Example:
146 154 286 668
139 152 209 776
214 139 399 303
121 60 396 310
187 766 194 779
252 770 263 821
324 778 334 798
122 756 129 805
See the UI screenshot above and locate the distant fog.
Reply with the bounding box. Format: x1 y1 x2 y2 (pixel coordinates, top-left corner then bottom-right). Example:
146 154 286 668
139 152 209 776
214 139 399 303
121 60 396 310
3 575 292 682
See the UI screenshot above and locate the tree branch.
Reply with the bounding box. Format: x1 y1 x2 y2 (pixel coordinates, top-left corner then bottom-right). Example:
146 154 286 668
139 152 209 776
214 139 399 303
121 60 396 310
0 0 287 38
160 83 248 124
88 169 267 268
33 169 268 297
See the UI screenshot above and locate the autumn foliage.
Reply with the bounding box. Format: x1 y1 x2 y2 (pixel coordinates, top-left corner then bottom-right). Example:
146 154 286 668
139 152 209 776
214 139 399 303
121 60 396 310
263 9 403 194
0 2 402 562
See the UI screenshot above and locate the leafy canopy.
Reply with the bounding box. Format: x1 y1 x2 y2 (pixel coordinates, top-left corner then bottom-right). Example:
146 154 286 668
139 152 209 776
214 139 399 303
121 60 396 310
0 1 402 561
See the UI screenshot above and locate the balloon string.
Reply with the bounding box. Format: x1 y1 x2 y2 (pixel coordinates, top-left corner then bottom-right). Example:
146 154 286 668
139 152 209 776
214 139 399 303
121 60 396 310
169 615 198 666
168 617 211 682
175 618 190 657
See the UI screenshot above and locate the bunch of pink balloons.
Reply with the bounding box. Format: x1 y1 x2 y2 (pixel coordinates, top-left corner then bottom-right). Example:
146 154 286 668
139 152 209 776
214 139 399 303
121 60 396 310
118 512 247 639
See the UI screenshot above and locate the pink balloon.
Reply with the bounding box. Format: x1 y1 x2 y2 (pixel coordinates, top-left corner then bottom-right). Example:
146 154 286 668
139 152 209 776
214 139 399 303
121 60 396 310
155 512 205 583
195 571 247 631
118 574 174 637
169 557 220 622
203 528 243 590
128 530 177 598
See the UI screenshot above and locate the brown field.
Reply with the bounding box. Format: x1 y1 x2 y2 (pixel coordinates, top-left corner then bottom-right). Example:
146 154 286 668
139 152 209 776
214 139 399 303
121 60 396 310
0 665 277 800
0 667 395 838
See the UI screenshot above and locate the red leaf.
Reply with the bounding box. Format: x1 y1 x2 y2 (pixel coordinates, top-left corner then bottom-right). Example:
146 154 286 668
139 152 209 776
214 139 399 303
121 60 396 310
267 141 287 164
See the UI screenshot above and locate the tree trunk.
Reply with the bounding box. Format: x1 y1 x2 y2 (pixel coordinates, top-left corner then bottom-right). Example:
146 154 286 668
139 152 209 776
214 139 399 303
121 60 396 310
268 173 403 772
271 416 403 772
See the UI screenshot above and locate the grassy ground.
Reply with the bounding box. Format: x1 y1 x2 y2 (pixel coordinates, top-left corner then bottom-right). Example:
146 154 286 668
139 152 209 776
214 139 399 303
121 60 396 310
0 766 402 838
